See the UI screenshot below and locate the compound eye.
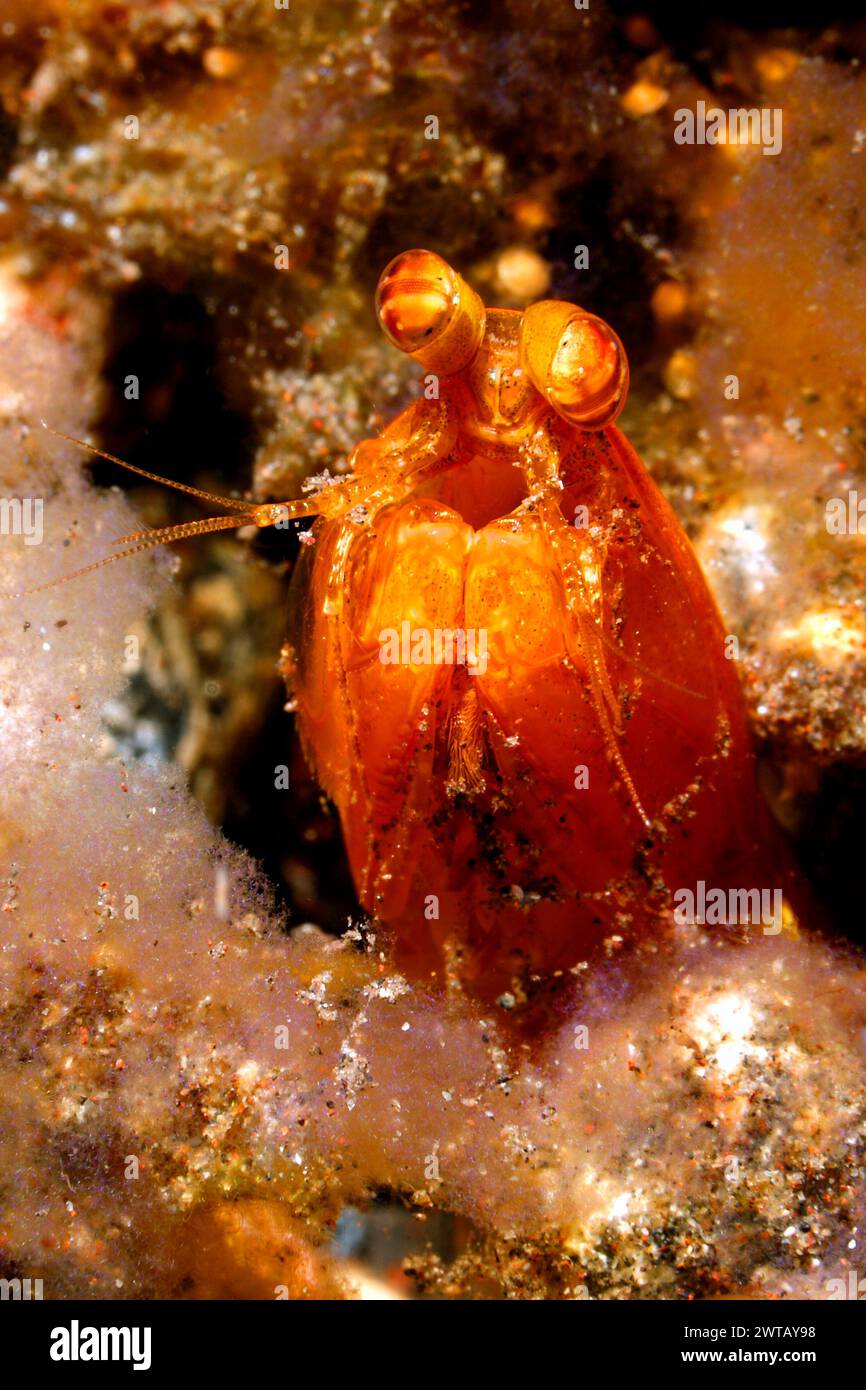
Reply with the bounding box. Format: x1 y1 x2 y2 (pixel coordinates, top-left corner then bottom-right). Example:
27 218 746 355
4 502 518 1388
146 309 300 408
549 315 628 426
375 249 485 375
376 250 457 354
520 301 629 429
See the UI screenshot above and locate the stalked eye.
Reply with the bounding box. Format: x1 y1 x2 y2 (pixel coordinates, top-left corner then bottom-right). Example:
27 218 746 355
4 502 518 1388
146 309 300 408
375 249 485 376
520 301 629 429
376 250 456 353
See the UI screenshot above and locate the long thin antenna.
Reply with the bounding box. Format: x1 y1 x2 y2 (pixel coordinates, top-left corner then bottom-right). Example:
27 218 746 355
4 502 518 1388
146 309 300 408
41 422 253 513
4 515 253 599
3 424 329 600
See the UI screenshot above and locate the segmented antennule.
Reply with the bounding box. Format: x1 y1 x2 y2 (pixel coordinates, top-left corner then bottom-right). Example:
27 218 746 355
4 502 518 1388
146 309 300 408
40 422 253 512
3 425 270 600
2 515 255 600
1 425 339 601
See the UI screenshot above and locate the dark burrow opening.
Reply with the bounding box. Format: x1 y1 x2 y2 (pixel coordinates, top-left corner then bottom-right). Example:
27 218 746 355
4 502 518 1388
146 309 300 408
95 281 358 933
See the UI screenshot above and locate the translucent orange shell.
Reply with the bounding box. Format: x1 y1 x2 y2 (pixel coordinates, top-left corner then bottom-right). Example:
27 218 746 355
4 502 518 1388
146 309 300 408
285 258 772 998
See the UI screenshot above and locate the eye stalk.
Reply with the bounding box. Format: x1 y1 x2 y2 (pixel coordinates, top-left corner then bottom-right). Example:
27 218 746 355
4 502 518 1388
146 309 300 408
375 249 485 376
520 301 629 429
